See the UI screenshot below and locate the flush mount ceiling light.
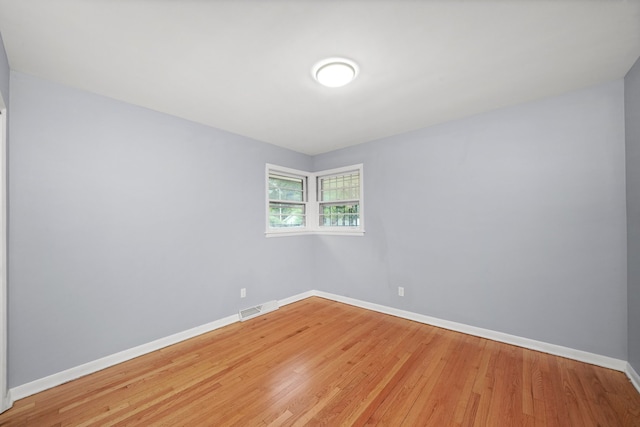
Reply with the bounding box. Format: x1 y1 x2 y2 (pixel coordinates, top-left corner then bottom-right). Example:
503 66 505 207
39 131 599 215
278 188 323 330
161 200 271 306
313 58 359 88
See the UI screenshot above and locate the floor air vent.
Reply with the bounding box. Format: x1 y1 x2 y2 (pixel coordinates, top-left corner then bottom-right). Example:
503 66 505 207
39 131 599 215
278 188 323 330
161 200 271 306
239 300 279 321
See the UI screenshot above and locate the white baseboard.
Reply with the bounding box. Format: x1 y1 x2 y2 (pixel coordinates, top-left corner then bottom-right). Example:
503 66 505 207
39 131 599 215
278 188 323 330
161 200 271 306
627 362 640 394
278 290 315 307
9 291 316 401
313 291 629 373
10 313 239 401
8 290 636 402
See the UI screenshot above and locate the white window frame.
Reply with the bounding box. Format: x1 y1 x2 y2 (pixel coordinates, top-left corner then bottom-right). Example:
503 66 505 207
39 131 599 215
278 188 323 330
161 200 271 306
266 165 310 235
266 163 364 237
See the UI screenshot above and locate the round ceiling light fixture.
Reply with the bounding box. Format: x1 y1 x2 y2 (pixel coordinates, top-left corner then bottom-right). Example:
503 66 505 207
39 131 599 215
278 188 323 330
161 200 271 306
313 58 359 88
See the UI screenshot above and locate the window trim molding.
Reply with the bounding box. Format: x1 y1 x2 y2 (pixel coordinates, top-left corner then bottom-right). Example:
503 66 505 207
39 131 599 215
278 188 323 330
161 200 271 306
265 163 364 237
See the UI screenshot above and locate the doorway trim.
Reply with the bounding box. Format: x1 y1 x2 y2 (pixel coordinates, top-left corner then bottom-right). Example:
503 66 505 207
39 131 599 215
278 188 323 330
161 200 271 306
0 103 10 413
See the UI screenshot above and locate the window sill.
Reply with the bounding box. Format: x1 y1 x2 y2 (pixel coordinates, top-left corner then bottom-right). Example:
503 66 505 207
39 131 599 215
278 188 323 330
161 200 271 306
265 229 365 238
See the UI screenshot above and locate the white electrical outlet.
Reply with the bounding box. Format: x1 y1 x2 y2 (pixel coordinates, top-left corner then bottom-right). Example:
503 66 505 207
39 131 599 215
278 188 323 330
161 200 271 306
398 286 404 297
240 288 246 298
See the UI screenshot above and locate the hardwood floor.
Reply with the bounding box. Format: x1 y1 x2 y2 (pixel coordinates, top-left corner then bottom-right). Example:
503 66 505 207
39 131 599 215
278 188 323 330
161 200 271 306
1 297 639 426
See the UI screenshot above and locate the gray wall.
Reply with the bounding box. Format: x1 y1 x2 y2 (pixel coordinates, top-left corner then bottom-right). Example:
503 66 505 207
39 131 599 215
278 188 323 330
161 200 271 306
7 72 313 387
0 32 8 107
313 81 628 359
626 56 640 373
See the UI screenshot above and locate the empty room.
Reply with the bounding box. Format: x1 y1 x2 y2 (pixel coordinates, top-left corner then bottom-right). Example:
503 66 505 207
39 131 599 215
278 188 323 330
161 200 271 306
0 0 639 425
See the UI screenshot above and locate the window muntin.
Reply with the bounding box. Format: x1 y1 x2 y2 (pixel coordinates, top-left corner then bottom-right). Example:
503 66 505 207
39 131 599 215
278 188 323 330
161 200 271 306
319 172 360 201
320 203 360 227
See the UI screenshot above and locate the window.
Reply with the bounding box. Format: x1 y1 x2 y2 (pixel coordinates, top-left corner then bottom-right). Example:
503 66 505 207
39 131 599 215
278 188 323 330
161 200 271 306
266 164 364 236
318 170 361 228
268 172 306 228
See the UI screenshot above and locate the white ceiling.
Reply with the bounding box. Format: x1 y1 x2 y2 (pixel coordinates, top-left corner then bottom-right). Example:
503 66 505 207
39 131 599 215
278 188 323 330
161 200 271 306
0 1 639 155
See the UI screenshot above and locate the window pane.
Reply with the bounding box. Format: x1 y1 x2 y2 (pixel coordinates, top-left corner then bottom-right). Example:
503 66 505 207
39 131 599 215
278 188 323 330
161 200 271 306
269 202 305 227
269 175 304 202
319 172 359 202
319 203 359 227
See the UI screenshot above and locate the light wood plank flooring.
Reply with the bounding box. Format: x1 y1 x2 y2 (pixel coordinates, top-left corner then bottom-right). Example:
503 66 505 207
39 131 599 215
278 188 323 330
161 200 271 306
0 297 639 426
